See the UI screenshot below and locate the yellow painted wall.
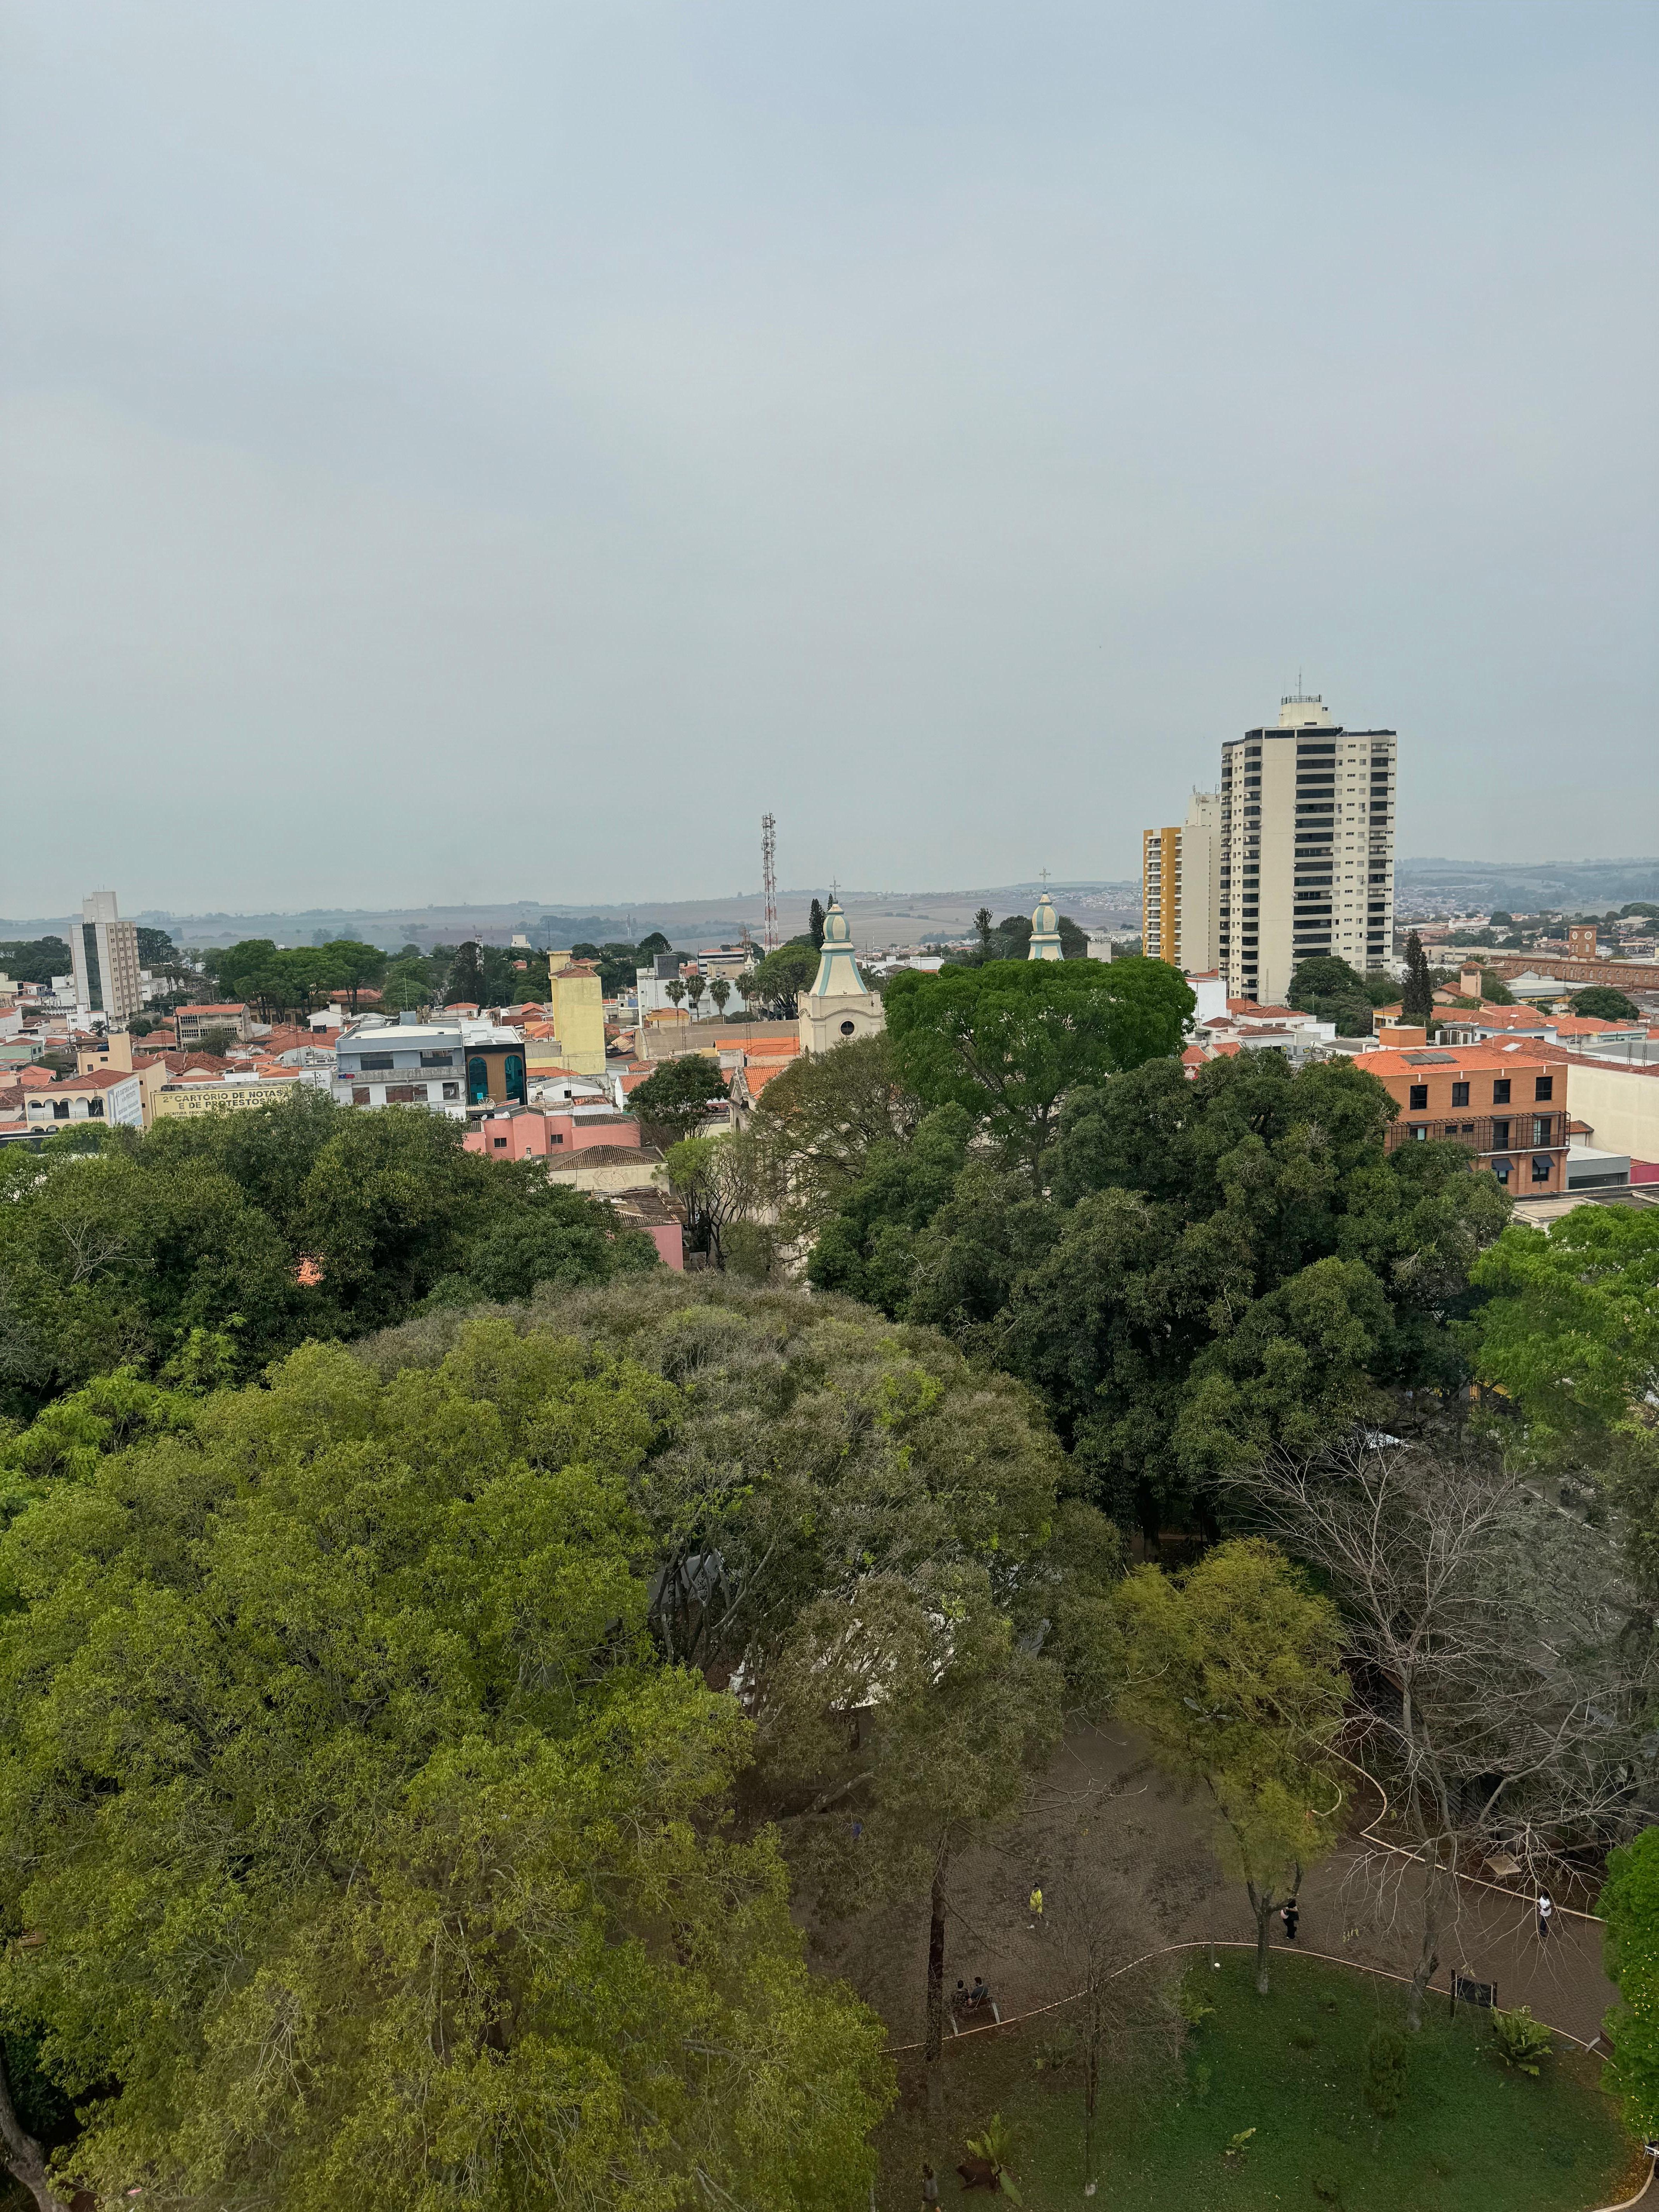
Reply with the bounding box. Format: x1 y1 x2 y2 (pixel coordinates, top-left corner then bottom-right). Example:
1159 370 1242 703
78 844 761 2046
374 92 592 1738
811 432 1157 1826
1566 1062 1659 1165
545 962 607 1074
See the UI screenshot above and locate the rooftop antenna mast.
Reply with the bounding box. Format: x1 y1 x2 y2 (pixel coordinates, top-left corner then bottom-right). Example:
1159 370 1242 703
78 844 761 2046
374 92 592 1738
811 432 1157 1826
760 812 778 952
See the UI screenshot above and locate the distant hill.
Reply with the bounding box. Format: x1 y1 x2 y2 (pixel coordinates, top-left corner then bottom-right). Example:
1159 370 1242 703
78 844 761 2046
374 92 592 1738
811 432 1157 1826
1397 857 1659 909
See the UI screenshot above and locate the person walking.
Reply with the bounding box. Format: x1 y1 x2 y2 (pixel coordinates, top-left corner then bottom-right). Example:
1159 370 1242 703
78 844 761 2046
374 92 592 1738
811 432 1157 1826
1537 1889 1555 1941
921 2160 940 2205
1280 1897 1300 1943
1028 1882 1044 1930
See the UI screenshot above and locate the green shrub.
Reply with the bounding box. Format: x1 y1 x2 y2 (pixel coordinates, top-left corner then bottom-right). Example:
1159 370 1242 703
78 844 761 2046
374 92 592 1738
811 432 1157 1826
1290 2025 1317 2050
1177 1970 1217 2026
1492 2005 1555 2075
1365 2025 1410 2118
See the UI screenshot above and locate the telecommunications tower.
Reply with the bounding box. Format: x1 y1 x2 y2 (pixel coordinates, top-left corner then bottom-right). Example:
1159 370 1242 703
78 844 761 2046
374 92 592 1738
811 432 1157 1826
760 812 778 951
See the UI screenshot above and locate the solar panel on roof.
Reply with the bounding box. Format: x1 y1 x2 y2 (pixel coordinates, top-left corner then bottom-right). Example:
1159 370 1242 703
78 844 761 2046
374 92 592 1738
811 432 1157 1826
1402 1051 1457 1064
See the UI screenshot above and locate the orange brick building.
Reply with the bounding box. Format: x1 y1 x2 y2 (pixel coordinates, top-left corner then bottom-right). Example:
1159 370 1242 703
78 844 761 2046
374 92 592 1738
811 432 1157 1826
1361 1043 1568 1194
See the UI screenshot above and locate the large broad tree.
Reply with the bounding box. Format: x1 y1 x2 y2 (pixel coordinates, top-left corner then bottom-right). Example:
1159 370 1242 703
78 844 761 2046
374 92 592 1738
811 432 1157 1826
744 943 820 1019
751 1033 923 1240
0 938 71 987
625 1054 730 1148
362 1278 1122 2097
1571 985 1640 1021
0 1094 636 1418
0 1331 891 2212
831 1052 1510 1531
316 938 386 1009
883 954 1194 1167
1601 1826 1659 2140
1468 1206 1659 1587
1112 1538 1348 1992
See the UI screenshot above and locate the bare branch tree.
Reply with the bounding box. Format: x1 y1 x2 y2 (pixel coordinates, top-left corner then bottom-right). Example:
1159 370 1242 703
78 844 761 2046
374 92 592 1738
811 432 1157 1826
1229 1437 1652 2028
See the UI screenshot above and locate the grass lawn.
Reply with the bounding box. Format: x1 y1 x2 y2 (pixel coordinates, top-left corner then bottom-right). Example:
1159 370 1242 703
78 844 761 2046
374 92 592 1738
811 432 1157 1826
876 1953 1642 2212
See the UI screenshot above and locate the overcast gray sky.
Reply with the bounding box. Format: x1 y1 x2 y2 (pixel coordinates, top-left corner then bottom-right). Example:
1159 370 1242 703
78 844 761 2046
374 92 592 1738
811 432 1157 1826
2 1 1655 915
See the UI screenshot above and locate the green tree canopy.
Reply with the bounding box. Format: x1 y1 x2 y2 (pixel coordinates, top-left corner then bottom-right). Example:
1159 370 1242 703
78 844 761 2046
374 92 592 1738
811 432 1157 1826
1570 986 1640 1021
0 1331 890 2210
751 1033 922 1238
1603 1826 1659 2139
1113 1538 1348 1990
625 1054 730 1147
807 1105 974 1311
0 939 70 986
812 1051 1509 1531
884 955 1194 1166
1287 955 1393 1035
0 1094 639 1420
744 943 819 1018
1468 1206 1659 1586
361 1279 1121 2076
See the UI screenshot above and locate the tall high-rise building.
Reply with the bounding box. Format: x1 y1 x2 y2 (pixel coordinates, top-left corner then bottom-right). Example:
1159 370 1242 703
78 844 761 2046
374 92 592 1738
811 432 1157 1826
1142 790 1220 973
70 891 143 1024
1217 696 1396 1006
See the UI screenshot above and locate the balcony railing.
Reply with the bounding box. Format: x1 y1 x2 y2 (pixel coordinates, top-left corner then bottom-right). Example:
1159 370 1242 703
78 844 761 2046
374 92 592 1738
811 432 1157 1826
1385 1112 1565 1156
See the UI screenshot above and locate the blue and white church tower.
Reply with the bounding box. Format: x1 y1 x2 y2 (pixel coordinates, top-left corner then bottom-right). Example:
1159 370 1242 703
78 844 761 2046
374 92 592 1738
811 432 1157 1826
1028 888 1063 960
799 897 887 1055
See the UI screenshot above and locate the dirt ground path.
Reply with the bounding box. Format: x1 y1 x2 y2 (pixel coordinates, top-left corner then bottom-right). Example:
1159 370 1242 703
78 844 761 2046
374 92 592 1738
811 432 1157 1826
815 1720 1618 2051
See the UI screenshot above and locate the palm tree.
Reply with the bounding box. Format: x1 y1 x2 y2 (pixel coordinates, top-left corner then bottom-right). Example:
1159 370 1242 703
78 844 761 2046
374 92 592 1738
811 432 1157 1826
686 974 706 1018
665 978 687 1014
710 976 732 1017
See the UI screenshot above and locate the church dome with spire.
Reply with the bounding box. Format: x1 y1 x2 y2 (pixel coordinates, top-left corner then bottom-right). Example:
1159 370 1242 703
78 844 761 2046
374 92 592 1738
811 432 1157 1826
1028 888 1063 960
799 892 886 1055
810 898 867 998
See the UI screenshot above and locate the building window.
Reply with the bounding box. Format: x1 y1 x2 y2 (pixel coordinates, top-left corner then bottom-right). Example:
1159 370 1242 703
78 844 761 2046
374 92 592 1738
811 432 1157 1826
88 1099 104 1117
493 1136 508 1149
505 1053 526 1104
1530 1154 1553 1183
1492 1079 1511 1104
1411 1125 1429 1142
386 1084 424 1104
1451 1081 1469 1107
1492 1118 1510 1151
1492 1158 1512 1185
420 1051 454 1068
441 1082 459 1101
467 1056 489 1106
359 1053 395 1071
352 1087 370 1105
1409 1085 1428 1110
1534 1076 1553 1101
1532 1116 1551 1146
53 1100 69 1120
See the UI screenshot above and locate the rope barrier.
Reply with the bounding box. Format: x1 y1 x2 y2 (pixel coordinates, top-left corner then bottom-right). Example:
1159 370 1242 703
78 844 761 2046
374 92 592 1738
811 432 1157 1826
890 1936 1598 2056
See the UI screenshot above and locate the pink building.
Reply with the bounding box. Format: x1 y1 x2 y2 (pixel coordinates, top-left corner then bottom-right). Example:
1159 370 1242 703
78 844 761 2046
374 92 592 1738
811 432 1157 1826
463 1106 642 1160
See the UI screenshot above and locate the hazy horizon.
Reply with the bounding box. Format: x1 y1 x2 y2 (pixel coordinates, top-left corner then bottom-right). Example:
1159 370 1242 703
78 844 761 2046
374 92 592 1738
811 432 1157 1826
3 2 1655 914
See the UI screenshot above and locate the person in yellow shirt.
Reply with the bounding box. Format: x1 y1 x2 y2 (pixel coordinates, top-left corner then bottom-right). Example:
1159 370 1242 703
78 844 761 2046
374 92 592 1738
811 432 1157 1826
1028 1883 1044 1928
